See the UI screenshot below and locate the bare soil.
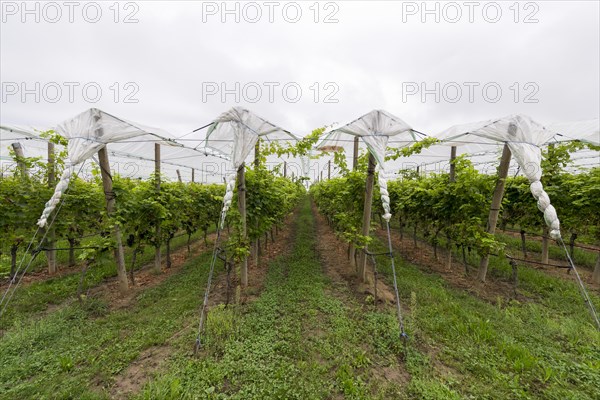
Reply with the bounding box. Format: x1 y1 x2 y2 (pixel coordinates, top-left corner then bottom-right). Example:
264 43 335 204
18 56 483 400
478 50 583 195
312 201 396 306
375 226 534 304
311 201 412 390
110 345 172 399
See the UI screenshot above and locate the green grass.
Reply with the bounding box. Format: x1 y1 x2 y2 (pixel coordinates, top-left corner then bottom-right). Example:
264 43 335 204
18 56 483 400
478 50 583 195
0 228 210 330
368 234 600 399
0 248 218 399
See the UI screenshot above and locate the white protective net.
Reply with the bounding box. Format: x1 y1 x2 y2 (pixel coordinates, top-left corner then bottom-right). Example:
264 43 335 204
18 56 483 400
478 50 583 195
317 109 422 221
547 119 600 146
435 114 578 240
203 107 298 227
35 108 226 228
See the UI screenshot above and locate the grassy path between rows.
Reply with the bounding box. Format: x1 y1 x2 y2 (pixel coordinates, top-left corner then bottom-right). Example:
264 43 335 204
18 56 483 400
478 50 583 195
135 196 410 399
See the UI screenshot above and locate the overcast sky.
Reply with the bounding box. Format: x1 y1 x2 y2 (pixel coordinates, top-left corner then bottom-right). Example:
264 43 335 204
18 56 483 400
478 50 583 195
1 0 599 139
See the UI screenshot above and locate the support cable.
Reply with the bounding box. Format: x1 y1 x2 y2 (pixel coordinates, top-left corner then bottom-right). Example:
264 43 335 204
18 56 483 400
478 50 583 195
194 216 226 353
557 238 600 331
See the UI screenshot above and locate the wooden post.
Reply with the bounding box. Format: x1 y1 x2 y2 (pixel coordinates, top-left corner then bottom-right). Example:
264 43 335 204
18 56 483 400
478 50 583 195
478 143 511 282
176 169 182 182
251 141 260 269
349 137 361 265
358 153 376 282
46 142 56 274
283 161 287 178
11 142 28 177
541 227 550 265
447 147 457 271
191 167 195 183
328 159 331 180
97 147 128 292
254 140 260 168
449 146 457 183
353 137 359 170
593 252 600 284
154 143 161 273
238 163 248 287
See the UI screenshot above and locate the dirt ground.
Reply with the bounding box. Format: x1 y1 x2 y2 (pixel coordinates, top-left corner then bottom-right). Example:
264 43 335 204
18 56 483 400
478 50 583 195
311 201 411 388
375 225 599 303
311 202 397 306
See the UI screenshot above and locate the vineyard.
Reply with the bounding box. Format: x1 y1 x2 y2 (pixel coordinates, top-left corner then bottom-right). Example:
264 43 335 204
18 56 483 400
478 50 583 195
0 108 599 399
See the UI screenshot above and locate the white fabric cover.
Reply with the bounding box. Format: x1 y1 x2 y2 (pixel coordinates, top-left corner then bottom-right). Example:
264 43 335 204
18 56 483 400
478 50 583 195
547 119 600 146
0 125 40 141
36 108 191 227
437 114 562 239
317 110 417 221
300 154 310 179
204 107 297 228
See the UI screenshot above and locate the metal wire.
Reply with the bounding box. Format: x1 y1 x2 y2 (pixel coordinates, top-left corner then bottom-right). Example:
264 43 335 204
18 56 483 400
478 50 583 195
194 213 226 353
557 238 600 331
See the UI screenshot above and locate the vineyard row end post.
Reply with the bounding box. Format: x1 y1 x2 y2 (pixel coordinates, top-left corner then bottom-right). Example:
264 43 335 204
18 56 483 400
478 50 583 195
154 143 161 273
478 143 511 282
358 152 376 282
97 146 129 292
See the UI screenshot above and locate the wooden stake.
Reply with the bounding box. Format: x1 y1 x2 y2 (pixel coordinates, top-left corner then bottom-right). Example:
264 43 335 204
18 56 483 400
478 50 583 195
353 137 359 170
252 140 260 269
191 167 195 183
11 142 28 177
478 143 511 282
176 169 182 182
541 227 550 265
254 140 260 168
349 137 361 266
154 143 161 273
449 146 457 183
593 251 600 284
46 142 56 274
97 146 128 292
283 161 287 178
238 163 248 287
328 159 331 180
358 153 376 282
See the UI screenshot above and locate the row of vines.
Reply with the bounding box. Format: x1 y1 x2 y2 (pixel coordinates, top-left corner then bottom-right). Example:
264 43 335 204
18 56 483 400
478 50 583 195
311 145 600 282
1 137 305 290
